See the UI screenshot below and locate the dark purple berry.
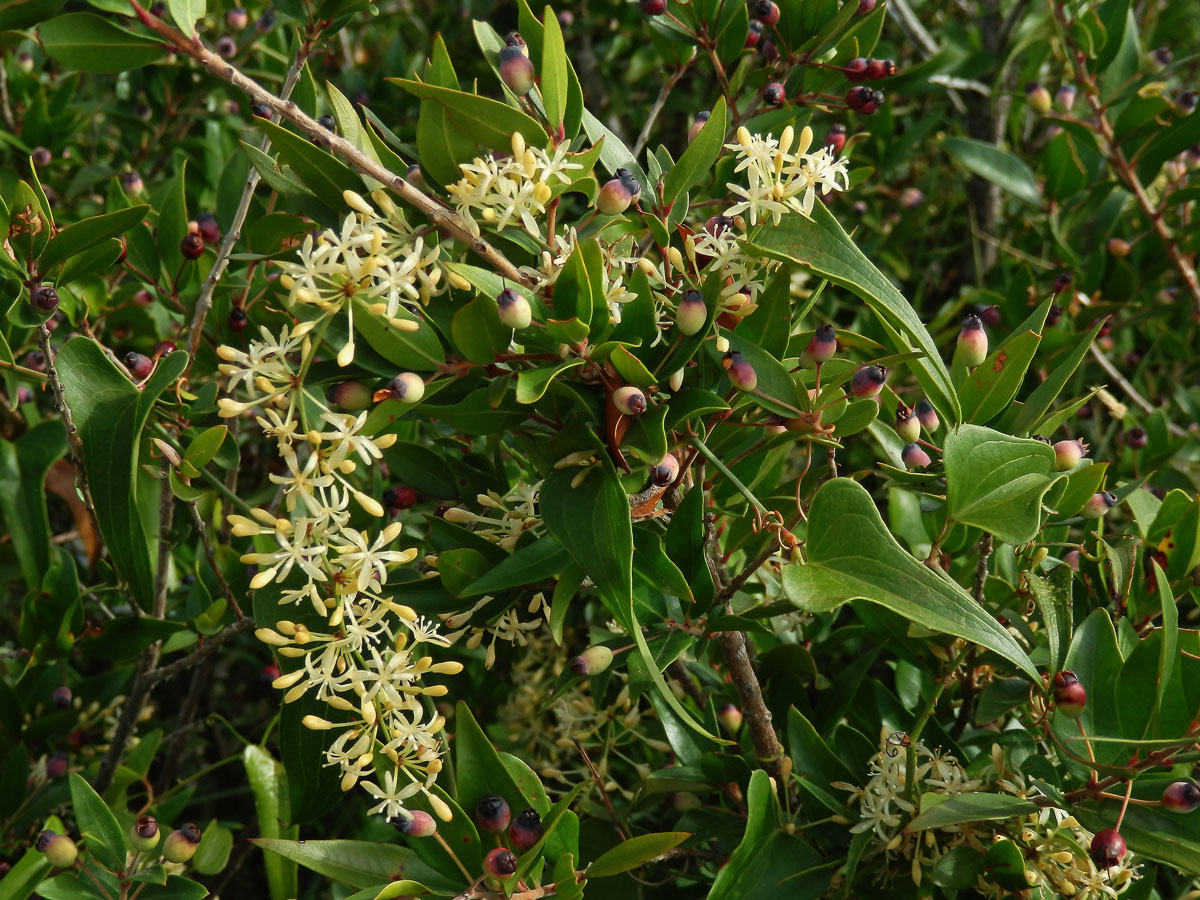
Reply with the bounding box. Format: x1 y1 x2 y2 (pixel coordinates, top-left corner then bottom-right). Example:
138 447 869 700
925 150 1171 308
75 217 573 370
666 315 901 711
32 146 52 167
228 307 248 331
124 352 154 380
1123 427 1147 450
1178 90 1198 114
1089 829 1126 868
475 794 511 833
865 58 896 79
196 212 221 245
215 36 237 58
509 807 542 852
181 232 204 260
484 847 518 878
745 19 763 47
764 82 784 105
317 114 336 132
46 753 68 779
843 58 869 81
32 284 59 311
384 485 419 511
52 685 72 709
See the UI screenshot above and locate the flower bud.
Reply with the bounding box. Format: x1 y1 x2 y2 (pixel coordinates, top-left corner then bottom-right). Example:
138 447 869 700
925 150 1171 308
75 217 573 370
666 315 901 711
162 824 202 863
497 287 532 330
388 372 425 405
613 386 647 416
509 807 542 852
474 794 511 834
1089 829 1126 869
37 831 78 868
649 453 679 487
1053 670 1087 718
130 815 160 852
850 365 886 398
1025 82 1052 114
669 369 685 391
1162 780 1200 813
953 314 988 367
1052 439 1086 471
570 645 614 676
724 352 757 392
500 43 535 96
688 110 710 144
915 398 939 433
718 703 742 732
676 289 707 335
1080 491 1117 520
901 443 931 471
895 407 920 443
392 810 438 837
484 846 519 878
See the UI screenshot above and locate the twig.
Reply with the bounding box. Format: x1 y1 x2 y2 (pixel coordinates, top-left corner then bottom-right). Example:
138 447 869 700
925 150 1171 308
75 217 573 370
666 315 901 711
129 1 530 288
144 617 255 686
573 738 627 840
182 36 313 379
633 62 692 158
187 499 244 619
667 659 706 710
972 533 992 604
153 461 175 619
1088 344 1187 437
720 540 780 601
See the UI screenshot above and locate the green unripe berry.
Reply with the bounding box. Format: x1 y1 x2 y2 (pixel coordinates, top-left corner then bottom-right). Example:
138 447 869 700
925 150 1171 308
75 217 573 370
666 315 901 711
162 824 202 863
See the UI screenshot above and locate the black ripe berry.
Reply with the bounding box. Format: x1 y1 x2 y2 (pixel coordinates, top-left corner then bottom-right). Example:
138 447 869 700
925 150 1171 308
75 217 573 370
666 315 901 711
228 307 248 331
317 114 336 132
474 794 511 833
764 82 784 105
745 19 763 47
509 807 543 853
32 284 59 312
251 102 271 119
181 232 205 260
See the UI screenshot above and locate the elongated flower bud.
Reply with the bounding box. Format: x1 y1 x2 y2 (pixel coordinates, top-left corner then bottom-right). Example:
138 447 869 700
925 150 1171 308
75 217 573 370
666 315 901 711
676 289 707 335
954 314 988 367
570 645 614 676
497 287 532 330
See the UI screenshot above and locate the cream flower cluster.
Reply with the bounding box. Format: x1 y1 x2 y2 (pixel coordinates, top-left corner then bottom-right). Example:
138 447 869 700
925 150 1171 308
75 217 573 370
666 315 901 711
219 325 461 826
835 735 1140 896
275 190 445 366
724 124 850 226
445 132 582 239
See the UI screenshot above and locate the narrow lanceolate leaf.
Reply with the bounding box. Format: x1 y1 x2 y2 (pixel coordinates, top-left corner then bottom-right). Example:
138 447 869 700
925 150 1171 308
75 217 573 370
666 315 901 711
38 13 166 73
390 79 549 152
661 97 726 209
68 773 125 871
38 205 149 272
905 793 1039 831
540 6 568 131
744 202 960 423
782 478 1038 679
586 832 691 878
944 137 1042 206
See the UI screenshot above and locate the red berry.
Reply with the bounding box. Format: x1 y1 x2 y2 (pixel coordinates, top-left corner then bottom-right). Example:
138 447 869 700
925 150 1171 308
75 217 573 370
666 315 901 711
32 284 59 311
46 753 68 779
52 685 72 709
392 810 437 837
850 365 886 398
1162 780 1200 813
1123 427 1147 450
1089 829 1126 868
640 0 667 13
824 124 847 153
751 0 779 26
764 82 784 105
901 443 931 471
745 19 762 47
1053 670 1087 718
864 58 896 79
228 307 248 331
484 847 518 878
843 58 869 81
124 352 154 380
508 808 542 853
384 485 419 511
196 212 221 245
180 232 204 260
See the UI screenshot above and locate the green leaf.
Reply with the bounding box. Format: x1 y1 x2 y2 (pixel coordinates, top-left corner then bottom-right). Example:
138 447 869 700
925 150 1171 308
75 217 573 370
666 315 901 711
782 478 1037 679
415 34 474 188
167 0 205 36
1028 565 1072 675
958 329 1041 424
661 97 726 209
191 820 233 876
256 118 362 210
944 137 1041 206
540 6 568 131
57 342 187 608
0 423 66 589
253 839 454 892
68 772 125 871
39 205 149 273
1011 319 1104 436
943 425 1060 545
155 164 188 279
0 0 66 31
243 745 298 900
0 815 64 900
352 298 445 370
451 297 511 364
454 701 550 825
515 359 585 404
587 832 690 879
905 793 1039 831
391 79 548 152
38 13 166 72
461 534 572 595
744 202 959 423
581 109 648 196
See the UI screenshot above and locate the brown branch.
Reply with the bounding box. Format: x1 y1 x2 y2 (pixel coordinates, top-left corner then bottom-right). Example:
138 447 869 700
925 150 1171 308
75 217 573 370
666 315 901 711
144 617 256 687
972 533 992 605
1088 344 1187 437
187 498 244 619
573 738 627 841
129 1 530 288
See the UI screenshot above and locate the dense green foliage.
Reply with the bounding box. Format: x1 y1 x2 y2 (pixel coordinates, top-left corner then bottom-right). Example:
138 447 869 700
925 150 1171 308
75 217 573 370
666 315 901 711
3 0 1200 898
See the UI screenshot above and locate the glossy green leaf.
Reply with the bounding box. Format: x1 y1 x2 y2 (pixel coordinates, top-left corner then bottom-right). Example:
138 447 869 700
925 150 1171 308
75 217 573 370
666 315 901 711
782 478 1037 678
944 425 1060 544
516 359 585 404
745 202 959 423
352 298 445 370
587 832 690 878
155 164 188 279
391 79 548 151
1027 565 1072 675
581 109 648 195
58 342 188 608
958 330 1040 424
256 118 362 210
243 744 298 900
192 820 233 876
68 772 124 871
540 6 567 131
461 533 572 595
39 205 148 273
0 422 66 589
167 0 205 36
905 792 1038 831
415 34 474 188
661 97 726 208
38 13 166 72
451 297 510 364
0 0 65 30
253 839 453 892
944 137 1041 205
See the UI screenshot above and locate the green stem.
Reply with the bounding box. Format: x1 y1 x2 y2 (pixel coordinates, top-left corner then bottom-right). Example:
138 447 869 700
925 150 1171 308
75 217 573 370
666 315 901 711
689 436 768 515
904 643 972 804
